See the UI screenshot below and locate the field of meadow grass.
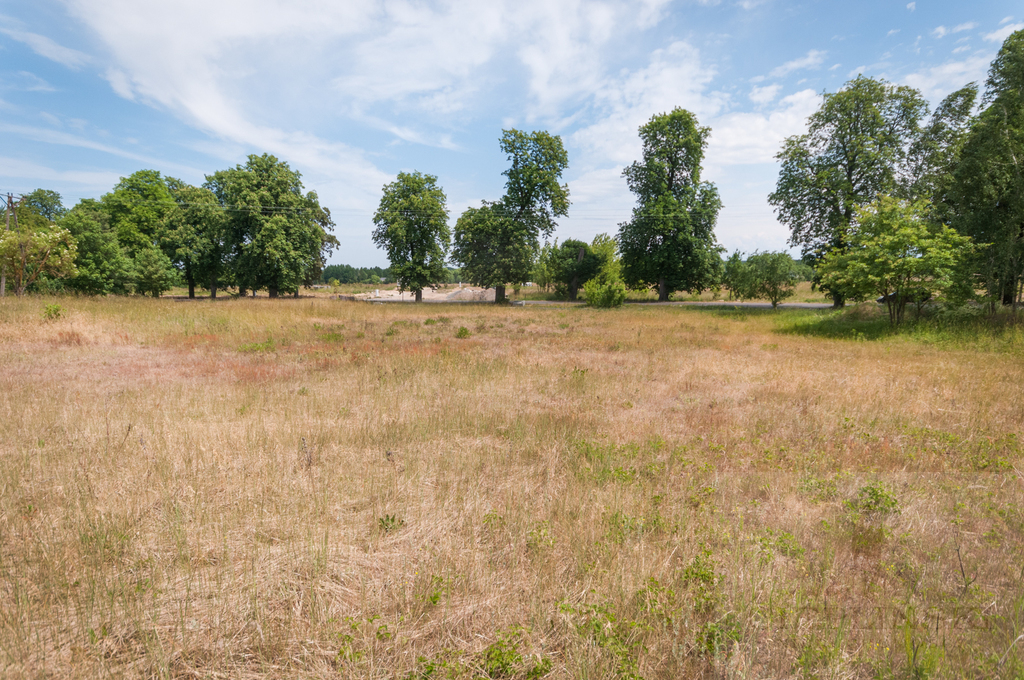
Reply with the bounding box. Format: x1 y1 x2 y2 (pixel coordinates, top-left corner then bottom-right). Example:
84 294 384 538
1 296 1023 679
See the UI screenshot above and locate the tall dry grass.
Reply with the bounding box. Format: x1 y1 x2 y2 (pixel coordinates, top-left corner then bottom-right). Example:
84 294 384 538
0 296 1022 678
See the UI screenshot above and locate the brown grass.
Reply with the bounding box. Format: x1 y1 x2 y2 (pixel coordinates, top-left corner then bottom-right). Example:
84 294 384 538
0 296 1022 678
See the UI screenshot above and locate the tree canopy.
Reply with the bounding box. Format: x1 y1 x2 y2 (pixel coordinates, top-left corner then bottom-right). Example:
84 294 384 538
372 171 449 302
205 154 337 297
618 108 723 301
769 76 927 306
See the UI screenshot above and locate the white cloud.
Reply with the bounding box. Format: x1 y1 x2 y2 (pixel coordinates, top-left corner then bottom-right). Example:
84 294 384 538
933 26 948 39
0 156 121 191
0 24 91 69
887 29 900 37
953 22 978 33
749 84 781 104
0 122 206 176
901 54 992 100
952 45 970 54
907 2 915 11
706 89 820 167
1000 16 1014 25
769 49 826 78
985 23 1024 43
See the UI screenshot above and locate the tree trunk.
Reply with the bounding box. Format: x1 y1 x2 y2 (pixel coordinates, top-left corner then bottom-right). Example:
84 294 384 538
188 278 195 299
658 278 668 302
415 289 422 302
210 274 217 299
831 291 845 308
269 287 279 299
495 285 506 303
238 286 246 298
293 288 299 298
569 276 579 301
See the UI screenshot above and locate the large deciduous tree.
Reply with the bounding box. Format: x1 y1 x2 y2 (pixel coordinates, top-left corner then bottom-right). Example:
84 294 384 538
163 184 228 298
618 108 723 301
769 76 927 306
372 171 449 302
947 29 1024 309
206 154 338 298
100 170 178 258
453 129 569 303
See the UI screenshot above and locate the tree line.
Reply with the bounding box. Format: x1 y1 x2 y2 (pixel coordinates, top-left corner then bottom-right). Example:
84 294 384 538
4 30 1022 319
1 154 337 298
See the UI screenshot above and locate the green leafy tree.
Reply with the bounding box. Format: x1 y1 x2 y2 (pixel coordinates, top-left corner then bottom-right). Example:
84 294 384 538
453 129 570 303
60 200 135 295
372 171 450 302
769 76 928 307
100 170 178 258
948 29 1024 310
745 251 800 308
205 154 338 298
618 108 724 301
452 202 535 301
133 246 178 297
532 240 558 291
22 189 67 222
0 202 76 296
551 238 601 300
163 184 228 298
818 196 975 326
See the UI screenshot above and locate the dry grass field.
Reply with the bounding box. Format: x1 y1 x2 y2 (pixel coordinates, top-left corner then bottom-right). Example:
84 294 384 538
1 296 1022 679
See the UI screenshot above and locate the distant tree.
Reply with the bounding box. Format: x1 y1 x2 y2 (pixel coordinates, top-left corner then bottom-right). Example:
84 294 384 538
206 154 338 297
582 233 626 307
769 76 928 307
0 200 76 296
532 240 558 291
746 252 800 308
818 196 974 326
551 238 601 301
372 171 450 302
60 200 135 295
163 184 227 298
453 129 570 303
618 108 724 301
723 251 753 301
22 189 67 222
452 202 535 300
947 29 1024 310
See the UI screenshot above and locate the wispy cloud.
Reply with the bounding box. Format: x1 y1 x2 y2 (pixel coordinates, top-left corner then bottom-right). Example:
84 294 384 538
0 24 90 69
985 22 1024 43
887 29 900 37
934 22 977 38
907 2 915 11
769 49 826 78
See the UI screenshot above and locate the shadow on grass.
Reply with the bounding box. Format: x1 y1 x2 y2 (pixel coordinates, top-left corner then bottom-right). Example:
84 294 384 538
771 304 1024 351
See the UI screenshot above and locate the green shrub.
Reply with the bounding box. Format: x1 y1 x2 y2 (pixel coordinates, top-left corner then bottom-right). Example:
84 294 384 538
455 326 471 339
583 278 626 308
42 303 63 321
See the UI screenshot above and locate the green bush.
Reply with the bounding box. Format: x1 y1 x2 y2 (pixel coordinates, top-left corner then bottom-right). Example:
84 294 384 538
42 303 63 321
455 326 471 339
583 278 626 308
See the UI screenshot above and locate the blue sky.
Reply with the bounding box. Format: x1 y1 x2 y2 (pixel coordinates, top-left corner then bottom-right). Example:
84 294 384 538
1 0 1020 267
